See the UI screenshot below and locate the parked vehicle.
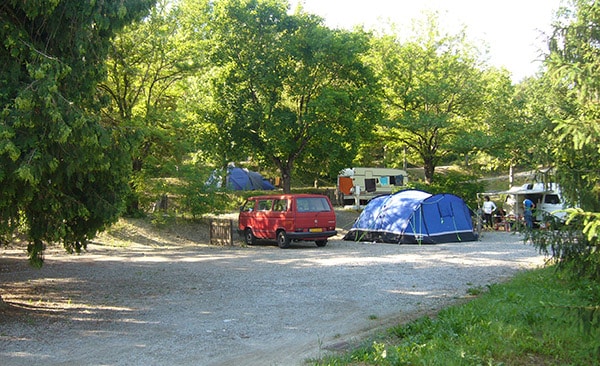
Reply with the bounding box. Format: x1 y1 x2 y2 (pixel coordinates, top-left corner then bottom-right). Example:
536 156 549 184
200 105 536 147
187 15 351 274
501 183 568 221
238 194 337 248
478 183 571 229
337 167 408 206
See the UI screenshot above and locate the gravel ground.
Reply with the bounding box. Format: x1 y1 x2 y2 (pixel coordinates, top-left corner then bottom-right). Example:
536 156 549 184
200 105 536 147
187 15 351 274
0 211 546 366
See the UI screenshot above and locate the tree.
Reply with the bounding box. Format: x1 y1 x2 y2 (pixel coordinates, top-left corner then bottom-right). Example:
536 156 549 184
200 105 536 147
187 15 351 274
368 14 487 184
502 77 554 182
449 67 514 172
472 74 556 186
197 0 380 192
532 0 600 281
546 0 600 211
100 0 201 214
0 0 154 266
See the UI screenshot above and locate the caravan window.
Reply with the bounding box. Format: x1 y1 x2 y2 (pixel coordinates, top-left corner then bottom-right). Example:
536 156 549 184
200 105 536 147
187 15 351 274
392 175 404 186
364 178 376 192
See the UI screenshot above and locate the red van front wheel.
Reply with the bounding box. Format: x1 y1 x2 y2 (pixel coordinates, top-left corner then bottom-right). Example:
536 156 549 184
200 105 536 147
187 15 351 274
277 230 290 249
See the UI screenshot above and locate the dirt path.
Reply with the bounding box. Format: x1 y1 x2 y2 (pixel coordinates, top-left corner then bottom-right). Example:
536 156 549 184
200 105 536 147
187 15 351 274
1 228 545 366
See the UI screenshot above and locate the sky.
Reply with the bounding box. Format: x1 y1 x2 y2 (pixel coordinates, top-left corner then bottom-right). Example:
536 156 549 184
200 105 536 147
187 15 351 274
289 0 563 82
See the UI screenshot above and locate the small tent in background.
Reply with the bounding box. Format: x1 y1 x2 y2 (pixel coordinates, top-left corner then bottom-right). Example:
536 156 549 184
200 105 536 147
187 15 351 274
344 190 477 244
226 166 275 191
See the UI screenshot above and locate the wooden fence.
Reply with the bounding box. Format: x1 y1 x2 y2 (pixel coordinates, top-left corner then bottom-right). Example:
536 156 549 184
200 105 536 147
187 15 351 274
209 219 235 246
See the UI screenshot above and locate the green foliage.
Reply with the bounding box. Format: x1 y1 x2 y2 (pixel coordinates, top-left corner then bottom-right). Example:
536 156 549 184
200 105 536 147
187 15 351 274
532 0 600 284
526 209 600 282
0 0 154 266
100 0 200 215
178 183 238 219
470 75 555 174
127 161 240 218
546 1 600 210
408 170 484 209
367 13 491 184
314 267 600 365
512 77 557 168
196 0 380 192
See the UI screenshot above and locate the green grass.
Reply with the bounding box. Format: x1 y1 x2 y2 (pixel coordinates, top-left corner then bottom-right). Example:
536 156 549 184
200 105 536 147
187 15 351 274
313 266 600 365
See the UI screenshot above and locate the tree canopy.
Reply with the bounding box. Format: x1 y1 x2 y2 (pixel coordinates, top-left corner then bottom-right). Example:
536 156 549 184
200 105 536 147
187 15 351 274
0 0 155 266
194 0 380 192
546 0 600 211
100 0 201 214
526 0 600 281
367 15 490 184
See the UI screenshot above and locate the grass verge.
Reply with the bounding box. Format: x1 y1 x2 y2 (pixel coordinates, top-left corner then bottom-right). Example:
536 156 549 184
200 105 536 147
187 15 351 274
313 266 600 365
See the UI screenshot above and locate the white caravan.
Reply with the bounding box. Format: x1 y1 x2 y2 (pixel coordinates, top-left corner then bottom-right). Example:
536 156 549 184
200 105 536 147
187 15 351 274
337 167 408 206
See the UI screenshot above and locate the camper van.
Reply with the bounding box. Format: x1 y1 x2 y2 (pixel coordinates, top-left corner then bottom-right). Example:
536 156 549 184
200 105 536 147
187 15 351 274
337 167 408 206
502 183 568 221
486 183 569 225
238 194 337 248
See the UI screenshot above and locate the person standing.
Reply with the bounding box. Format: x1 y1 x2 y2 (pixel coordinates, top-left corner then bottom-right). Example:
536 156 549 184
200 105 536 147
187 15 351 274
523 197 535 229
482 195 497 229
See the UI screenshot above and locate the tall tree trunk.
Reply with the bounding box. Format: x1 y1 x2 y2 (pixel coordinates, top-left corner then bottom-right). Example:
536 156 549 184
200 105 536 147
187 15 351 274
126 141 151 215
274 157 294 193
423 160 435 185
282 171 292 193
126 157 143 215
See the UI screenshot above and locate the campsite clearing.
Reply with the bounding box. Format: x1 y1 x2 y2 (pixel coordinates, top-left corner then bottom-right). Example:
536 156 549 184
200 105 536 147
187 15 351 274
0 224 545 366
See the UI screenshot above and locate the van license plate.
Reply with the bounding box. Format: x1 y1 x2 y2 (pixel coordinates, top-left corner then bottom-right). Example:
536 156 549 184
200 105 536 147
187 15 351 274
309 228 323 232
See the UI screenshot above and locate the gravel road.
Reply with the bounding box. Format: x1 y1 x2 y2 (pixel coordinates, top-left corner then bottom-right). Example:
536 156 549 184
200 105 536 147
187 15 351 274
1 225 546 366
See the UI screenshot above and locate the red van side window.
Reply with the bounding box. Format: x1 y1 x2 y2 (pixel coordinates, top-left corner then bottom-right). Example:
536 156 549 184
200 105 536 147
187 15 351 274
257 199 273 211
273 199 288 212
241 200 255 212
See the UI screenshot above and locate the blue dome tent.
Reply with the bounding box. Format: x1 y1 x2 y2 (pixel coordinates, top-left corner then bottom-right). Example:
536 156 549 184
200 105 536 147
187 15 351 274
344 190 477 244
226 167 275 191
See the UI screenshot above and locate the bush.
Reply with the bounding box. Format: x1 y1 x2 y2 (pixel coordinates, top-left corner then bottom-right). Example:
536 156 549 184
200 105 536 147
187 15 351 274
526 209 600 282
407 171 484 209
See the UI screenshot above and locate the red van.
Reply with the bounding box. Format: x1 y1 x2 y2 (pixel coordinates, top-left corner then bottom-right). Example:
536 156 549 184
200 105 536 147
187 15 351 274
238 194 337 248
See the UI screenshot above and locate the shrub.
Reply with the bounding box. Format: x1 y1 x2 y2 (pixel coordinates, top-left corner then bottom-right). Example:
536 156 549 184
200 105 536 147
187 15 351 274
526 209 600 282
407 170 484 209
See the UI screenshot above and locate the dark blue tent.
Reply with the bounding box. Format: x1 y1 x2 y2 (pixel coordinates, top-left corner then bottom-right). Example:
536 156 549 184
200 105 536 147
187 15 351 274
344 190 477 244
226 167 275 191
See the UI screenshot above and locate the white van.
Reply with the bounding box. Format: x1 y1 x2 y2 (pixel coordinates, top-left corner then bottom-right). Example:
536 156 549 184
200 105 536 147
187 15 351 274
500 183 568 222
